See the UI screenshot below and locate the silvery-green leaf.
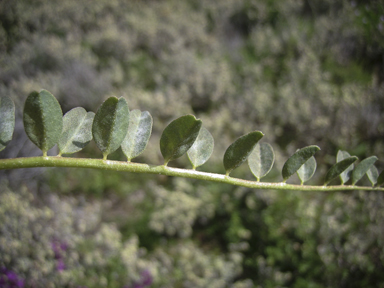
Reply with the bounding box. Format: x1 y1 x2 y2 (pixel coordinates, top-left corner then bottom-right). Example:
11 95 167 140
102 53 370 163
121 109 153 161
92 97 129 159
297 156 317 185
377 170 384 187
282 145 320 182
0 96 15 152
160 115 202 165
366 165 379 187
223 131 264 176
336 150 354 184
23 89 63 155
248 142 274 181
324 156 358 185
187 126 214 169
351 156 378 185
58 107 95 155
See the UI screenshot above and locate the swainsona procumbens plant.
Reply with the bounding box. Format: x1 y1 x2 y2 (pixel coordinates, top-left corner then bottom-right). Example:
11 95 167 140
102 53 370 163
0 89 383 192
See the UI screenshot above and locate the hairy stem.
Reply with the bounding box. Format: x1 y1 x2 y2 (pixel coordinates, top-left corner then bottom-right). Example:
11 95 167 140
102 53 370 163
0 156 382 192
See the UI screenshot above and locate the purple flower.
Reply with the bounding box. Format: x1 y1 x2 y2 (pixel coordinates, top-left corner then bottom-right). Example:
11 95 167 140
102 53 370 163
128 270 153 288
140 270 153 286
56 259 66 271
51 240 68 271
0 268 25 288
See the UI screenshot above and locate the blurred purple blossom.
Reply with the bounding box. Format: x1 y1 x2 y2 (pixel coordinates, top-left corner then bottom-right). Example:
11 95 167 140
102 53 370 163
126 270 153 288
0 268 25 288
51 240 68 271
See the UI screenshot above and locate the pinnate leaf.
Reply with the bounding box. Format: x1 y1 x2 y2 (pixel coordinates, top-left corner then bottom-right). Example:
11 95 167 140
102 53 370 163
351 156 378 185
58 107 95 155
297 156 317 184
121 109 153 161
324 156 358 185
366 165 379 187
223 131 264 176
187 126 214 169
336 150 354 184
23 89 63 155
282 145 320 182
0 96 15 152
248 142 274 181
92 97 129 159
160 115 202 165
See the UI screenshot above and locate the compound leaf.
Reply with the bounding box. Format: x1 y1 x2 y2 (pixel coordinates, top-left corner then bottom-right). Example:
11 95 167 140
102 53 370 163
187 126 214 169
121 109 153 161
351 156 378 185
248 142 274 181
324 156 358 185
160 115 202 165
282 145 320 182
224 131 264 176
297 156 317 185
58 107 95 155
336 150 354 184
366 165 379 187
377 170 384 187
92 97 129 159
0 96 15 152
23 89 63 155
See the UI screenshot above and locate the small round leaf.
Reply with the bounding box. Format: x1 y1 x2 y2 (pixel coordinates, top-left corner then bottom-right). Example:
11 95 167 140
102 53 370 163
0 96 15 152
58 107 95 155
223 131 264 176
282 145 320 182
121 109 153 161
187 126 214 169
92 97 129 159
366 165 379 187
160 115 202 165
296 156 317 185
324 156 358 185
377 170 384 187
23 89 63 155
248 142 274 181
351 156 378 185
336 150 354 184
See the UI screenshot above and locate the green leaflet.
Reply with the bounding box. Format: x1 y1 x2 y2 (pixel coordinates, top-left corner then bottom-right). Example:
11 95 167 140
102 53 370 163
223 131 264 176
92 97 129 160
377 170 384 187
248 142 274 181
121 109 153 161
366 165 379 187
351 156 378 185
336 150 354 184
160 115 202 165
0 96 15 152
23 90 63 156
282 145 320 182
58 107 95 155
187 126 214 169
297 156 317 185
324 156 358 185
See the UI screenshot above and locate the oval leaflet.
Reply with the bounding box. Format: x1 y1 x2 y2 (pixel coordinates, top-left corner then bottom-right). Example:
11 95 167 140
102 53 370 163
224 131 264 176
23 89 63 156
160 115 202 165
0 96 15 152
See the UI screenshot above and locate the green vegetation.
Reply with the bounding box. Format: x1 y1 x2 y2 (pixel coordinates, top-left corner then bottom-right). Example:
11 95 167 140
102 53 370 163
1 0 384 287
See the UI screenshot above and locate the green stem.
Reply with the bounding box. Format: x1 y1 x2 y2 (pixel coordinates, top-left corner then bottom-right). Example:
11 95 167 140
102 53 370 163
0 156 382 192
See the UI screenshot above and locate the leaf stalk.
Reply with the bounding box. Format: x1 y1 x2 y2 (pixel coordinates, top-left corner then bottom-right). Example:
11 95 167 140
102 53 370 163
0 156 383 192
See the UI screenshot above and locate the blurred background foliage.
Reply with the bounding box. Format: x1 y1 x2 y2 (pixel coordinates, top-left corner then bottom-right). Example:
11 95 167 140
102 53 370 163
1 0 384 287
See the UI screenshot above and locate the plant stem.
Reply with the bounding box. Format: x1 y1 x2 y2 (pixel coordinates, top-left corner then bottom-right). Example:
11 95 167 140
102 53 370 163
0 156 382 192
